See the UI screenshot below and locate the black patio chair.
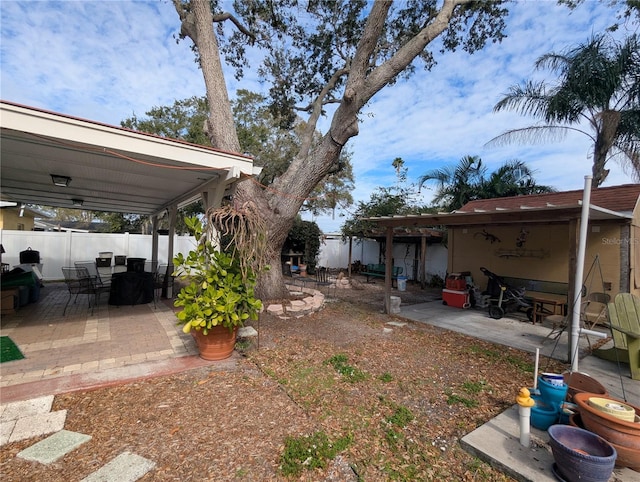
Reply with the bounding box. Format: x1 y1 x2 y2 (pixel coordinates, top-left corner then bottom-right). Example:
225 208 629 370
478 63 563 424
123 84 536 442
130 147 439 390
315 267 335 299
61 266 105 315
153 264 169 308
74 260 111 289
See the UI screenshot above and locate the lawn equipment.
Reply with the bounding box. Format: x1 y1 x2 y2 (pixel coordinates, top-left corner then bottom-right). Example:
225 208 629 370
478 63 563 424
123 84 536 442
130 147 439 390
480 267 532 319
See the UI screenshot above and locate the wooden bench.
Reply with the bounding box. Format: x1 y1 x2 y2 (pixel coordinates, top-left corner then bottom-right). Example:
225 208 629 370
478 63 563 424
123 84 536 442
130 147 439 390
361 264 403 287
502 277 569 323
595 293 640 380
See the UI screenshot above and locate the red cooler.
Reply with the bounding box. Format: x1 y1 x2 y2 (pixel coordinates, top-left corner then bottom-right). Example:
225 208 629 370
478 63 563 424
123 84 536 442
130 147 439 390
442 289 470 309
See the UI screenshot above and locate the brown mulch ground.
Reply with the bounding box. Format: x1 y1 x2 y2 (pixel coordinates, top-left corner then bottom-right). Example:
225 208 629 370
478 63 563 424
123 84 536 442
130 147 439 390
0 279 567 481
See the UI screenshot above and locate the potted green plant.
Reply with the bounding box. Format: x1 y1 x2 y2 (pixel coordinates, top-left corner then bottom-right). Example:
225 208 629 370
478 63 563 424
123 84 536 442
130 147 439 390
173 208 266 360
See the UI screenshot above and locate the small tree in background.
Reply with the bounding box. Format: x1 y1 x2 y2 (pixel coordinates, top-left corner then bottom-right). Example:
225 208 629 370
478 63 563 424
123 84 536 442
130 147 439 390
419 156 555 212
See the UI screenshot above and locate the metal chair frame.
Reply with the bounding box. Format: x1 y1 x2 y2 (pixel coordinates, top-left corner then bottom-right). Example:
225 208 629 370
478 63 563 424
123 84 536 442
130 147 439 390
61 266 104 315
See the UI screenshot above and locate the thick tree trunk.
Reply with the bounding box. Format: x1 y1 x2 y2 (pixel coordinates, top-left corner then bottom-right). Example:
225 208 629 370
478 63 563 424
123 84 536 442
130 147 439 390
591 110 620 188
177 0 467 302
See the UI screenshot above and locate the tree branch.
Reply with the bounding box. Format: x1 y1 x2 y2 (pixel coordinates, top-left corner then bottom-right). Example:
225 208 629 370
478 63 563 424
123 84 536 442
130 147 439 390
212 12 256 42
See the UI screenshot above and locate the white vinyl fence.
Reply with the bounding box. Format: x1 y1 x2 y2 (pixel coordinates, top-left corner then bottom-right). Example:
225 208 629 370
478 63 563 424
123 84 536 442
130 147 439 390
317 234 448 281
1 230 196 281
1 230 448 283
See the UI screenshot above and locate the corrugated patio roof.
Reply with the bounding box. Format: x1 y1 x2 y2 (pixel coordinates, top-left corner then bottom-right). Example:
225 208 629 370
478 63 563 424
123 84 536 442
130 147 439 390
364 183 639 228
458 184 640 214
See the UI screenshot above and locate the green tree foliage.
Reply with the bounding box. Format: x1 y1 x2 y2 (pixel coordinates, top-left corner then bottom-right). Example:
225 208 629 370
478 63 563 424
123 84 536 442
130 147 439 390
489 33 640 187
342 159 428 238
121 96 211 146
558 0 639 32
419 155 554 212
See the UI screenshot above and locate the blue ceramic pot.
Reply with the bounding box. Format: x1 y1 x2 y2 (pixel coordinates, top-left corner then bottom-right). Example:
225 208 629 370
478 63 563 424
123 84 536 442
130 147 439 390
548 424 617 482
538 375 568 409
531 397 558 430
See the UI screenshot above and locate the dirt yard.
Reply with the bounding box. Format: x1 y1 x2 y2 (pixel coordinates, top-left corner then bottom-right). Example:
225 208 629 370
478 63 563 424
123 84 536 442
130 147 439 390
0 277 566 481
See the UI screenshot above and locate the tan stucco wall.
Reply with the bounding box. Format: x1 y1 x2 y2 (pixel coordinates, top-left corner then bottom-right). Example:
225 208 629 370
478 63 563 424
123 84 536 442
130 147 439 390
0 209 34 230
448 221 627 297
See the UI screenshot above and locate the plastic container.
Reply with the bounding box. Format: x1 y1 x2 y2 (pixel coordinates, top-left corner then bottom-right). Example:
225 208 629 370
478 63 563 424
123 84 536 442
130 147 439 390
397 276 407 292
114 255 127 266
446 273 467 290
127 257 146 273
96 257 111 267
389 296 401 314
442 289 470 309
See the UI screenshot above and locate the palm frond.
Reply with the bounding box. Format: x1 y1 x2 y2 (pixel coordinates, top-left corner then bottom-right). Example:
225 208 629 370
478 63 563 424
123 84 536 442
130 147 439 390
485 125 580 148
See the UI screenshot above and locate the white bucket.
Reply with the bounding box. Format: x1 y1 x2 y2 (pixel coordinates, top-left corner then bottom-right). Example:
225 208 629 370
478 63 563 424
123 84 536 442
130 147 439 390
397 276 407 292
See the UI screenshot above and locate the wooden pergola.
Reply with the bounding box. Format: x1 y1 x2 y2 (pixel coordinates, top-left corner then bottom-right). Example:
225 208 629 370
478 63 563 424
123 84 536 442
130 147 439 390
365 203 632 315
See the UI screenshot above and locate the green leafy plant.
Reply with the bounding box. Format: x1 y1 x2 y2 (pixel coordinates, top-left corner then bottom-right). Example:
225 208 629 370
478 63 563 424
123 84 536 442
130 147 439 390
173 215 263 334
445 391 478 408
325 353 367 382
379 372 394 383
280 431 352 477
386 405 414 428
462 380 487 394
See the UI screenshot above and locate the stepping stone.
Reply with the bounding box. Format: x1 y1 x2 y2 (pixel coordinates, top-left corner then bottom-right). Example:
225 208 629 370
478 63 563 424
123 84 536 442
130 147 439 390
0 395 54 422
17 430 91 464
9 410 67 443
238 326 258 338
386 321 407 327
0 420 16 446
81 452 155 482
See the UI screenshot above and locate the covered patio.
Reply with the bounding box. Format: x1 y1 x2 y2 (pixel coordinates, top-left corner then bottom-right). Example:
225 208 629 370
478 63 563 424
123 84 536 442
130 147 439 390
0 100 260 275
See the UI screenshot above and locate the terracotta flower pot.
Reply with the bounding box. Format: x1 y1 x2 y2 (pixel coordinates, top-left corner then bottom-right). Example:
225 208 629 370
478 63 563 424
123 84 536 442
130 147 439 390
192 325 238 361
563 372 608 403
574 392 640 470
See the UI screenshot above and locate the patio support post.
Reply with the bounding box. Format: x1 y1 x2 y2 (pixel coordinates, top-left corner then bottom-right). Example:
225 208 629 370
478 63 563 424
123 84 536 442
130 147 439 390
384 226 393 314
570 176 592 371
151 214 159 269
420 235 427 289
165 205 177 298
348 236 353 278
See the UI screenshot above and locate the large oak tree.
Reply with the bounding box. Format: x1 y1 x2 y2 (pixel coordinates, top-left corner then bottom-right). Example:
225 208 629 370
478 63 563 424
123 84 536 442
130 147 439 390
170 0 519 300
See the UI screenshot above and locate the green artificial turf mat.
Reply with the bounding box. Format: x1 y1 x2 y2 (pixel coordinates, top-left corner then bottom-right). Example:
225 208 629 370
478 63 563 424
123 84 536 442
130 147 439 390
0 336 25 363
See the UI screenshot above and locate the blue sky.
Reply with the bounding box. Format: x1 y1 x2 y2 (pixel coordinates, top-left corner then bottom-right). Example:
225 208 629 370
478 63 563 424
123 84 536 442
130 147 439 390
1 1 637 232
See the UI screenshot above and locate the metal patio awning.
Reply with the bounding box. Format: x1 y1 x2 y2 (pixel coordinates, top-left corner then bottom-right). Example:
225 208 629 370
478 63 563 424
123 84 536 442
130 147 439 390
0 101 257 216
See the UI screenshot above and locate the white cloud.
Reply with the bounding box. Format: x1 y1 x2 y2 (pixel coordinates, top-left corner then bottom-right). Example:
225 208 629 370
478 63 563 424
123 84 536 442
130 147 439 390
1 0 636 235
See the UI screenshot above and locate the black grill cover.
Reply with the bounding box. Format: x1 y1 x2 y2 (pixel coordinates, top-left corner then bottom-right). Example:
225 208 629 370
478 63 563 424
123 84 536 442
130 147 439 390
109 272 154 305
19 248 40 264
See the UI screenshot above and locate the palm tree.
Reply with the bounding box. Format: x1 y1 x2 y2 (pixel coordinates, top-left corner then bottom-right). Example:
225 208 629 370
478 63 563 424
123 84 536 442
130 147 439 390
418 155 486 212
418 156 554 212
488 33 640 187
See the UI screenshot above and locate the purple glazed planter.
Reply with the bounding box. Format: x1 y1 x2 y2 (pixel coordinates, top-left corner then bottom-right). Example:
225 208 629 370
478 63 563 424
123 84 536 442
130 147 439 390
548 424 617 482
